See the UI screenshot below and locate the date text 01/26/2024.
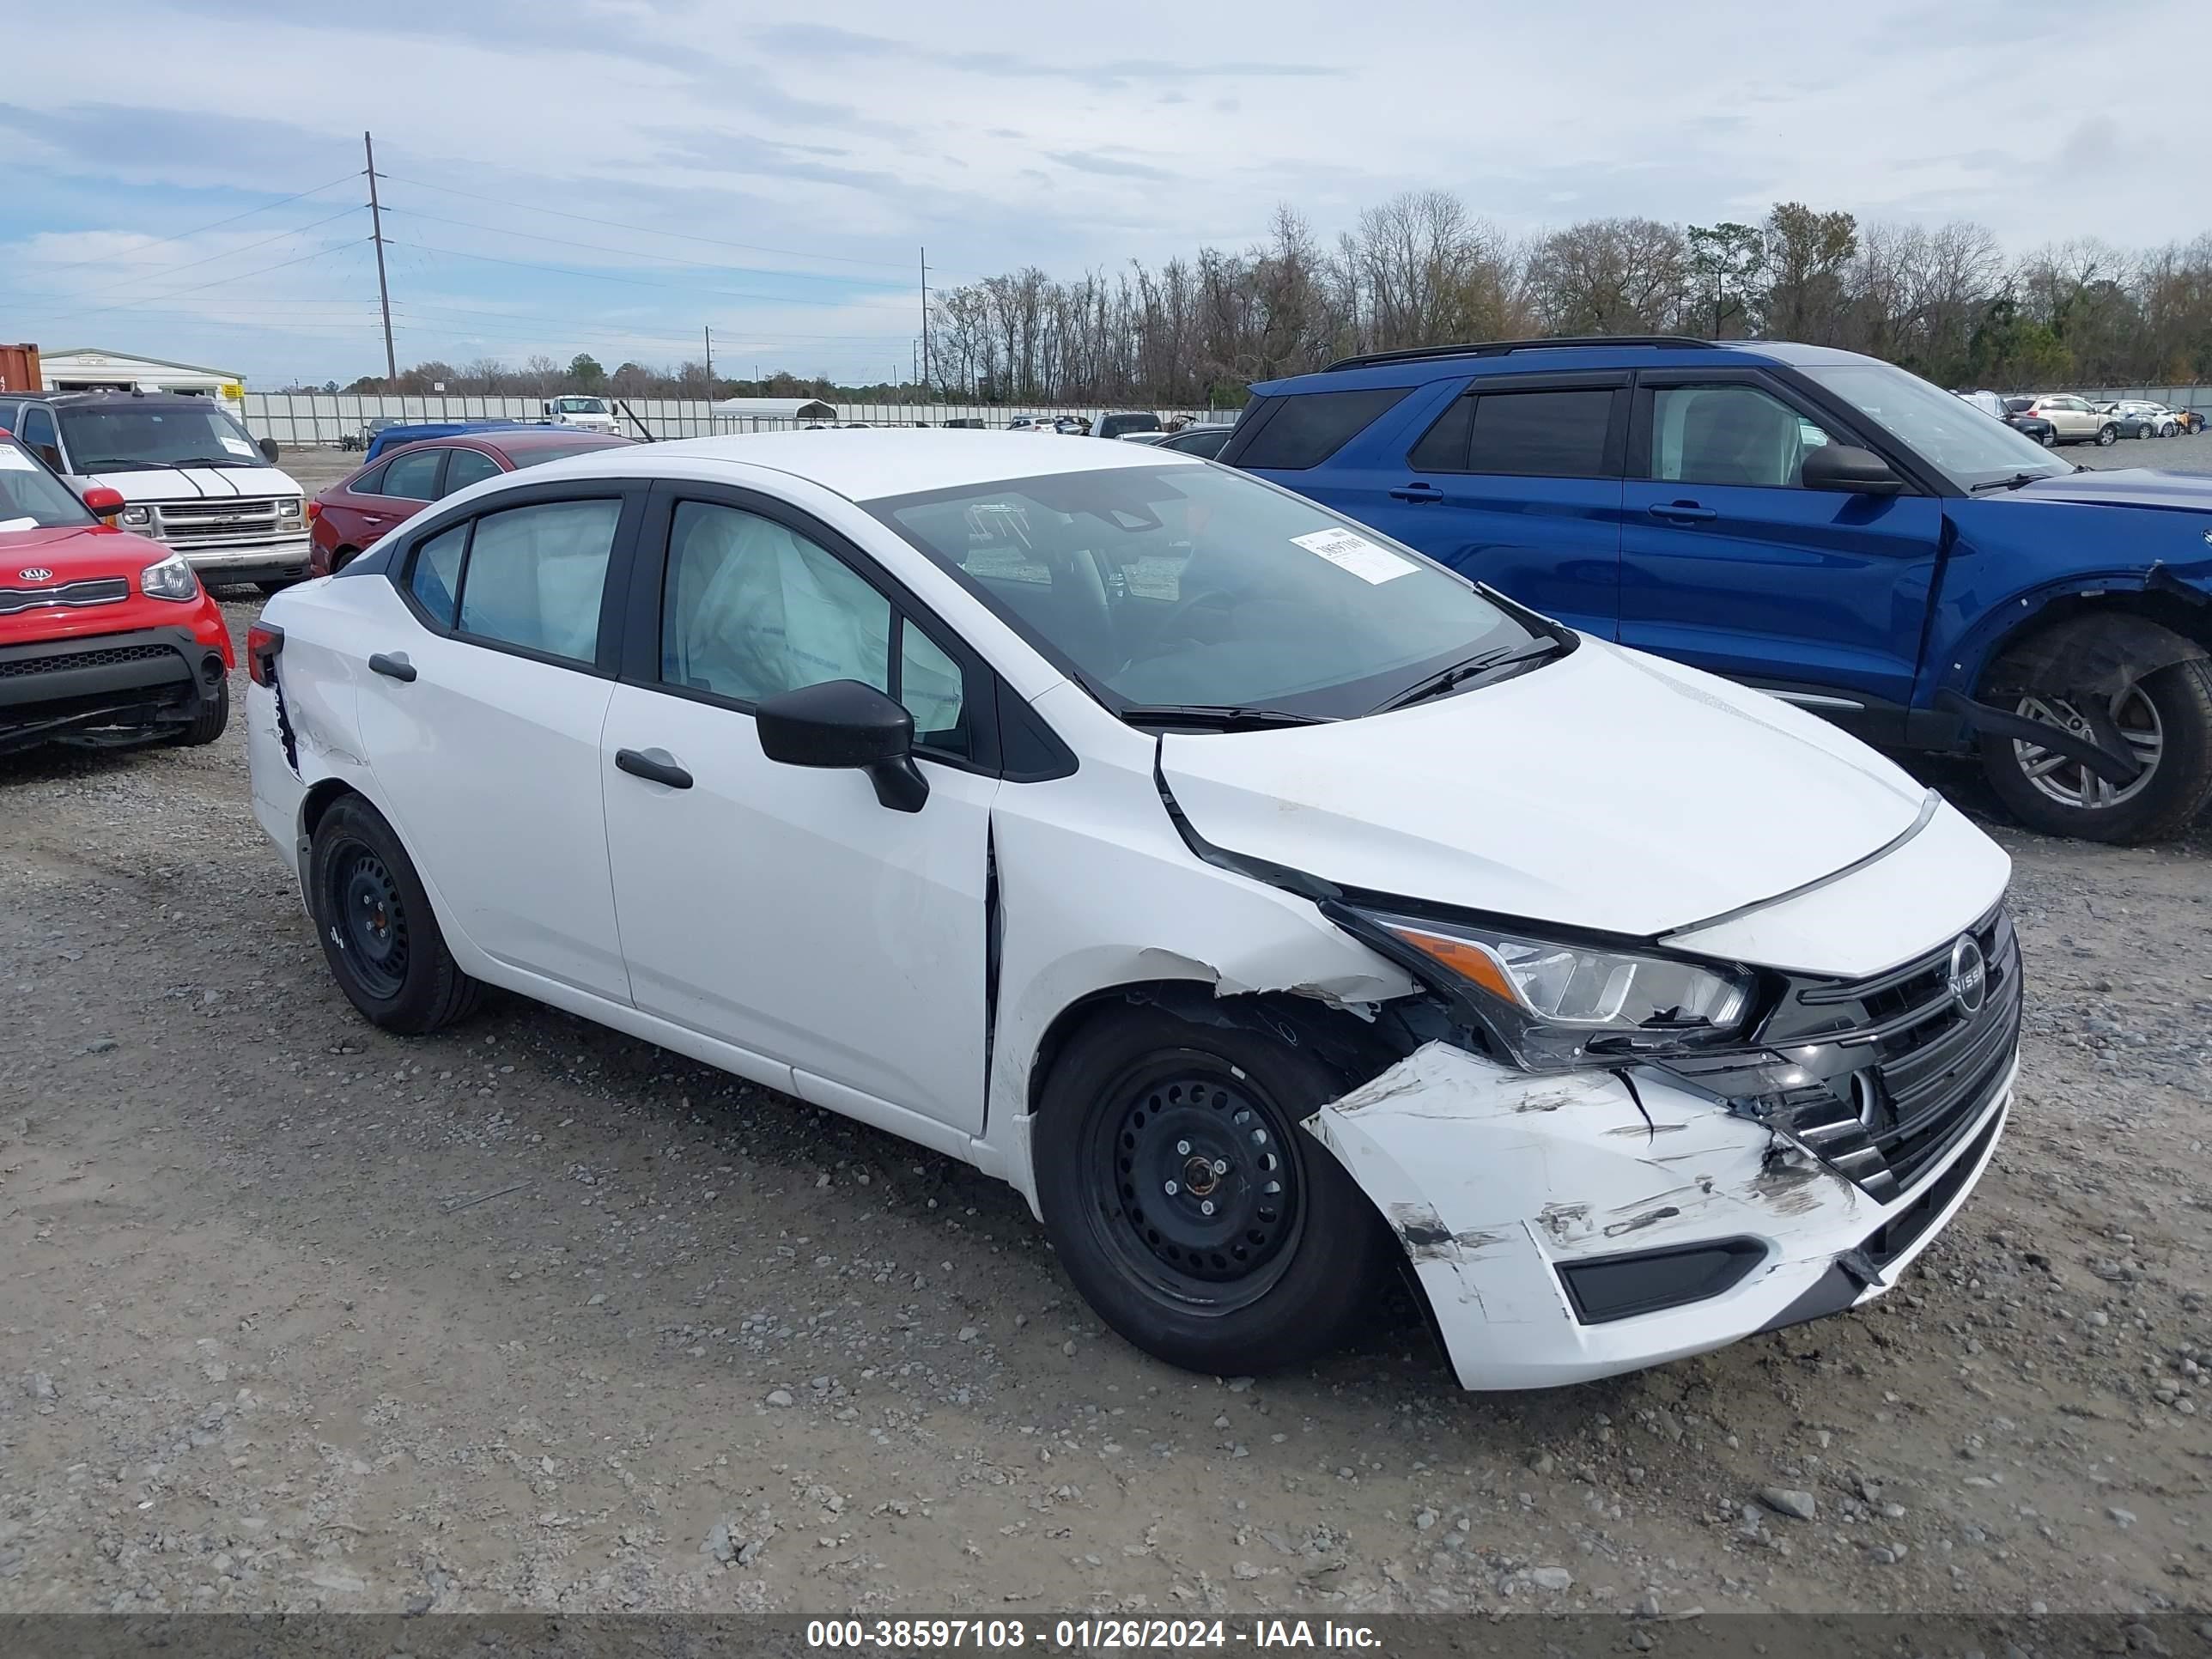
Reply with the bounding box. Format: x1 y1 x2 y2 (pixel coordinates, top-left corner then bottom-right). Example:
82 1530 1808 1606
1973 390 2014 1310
805 1620 1382 1650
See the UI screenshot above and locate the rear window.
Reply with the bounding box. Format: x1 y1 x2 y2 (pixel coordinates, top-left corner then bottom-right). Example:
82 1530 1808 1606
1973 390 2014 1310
1228 387 1409 470
509 441 629 470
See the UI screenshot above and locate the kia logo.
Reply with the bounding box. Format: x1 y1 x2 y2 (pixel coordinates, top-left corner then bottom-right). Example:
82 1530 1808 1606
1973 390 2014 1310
1947 936 1987 1016
17 567 54 582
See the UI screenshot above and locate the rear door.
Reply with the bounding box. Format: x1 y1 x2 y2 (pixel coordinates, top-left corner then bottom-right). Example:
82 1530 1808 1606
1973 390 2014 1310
351 482 643 1001
1616 368 1945 732
330 446 447 551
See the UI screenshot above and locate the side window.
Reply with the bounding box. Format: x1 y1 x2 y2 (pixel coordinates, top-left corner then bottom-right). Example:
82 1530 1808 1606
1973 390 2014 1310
350 461 389 495
1232 387 1410 470
407 523 467 627
380 448 444 501
661 501 890 704
1465 389 1615 477
1407 398 1473 472
455 498 621 664
659 501 969 757
20 406 59 465
441 448 501 494
1650 385 1836 489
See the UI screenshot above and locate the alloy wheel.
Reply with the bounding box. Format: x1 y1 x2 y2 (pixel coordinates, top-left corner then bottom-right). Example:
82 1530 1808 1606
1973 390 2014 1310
2008 688 2164 811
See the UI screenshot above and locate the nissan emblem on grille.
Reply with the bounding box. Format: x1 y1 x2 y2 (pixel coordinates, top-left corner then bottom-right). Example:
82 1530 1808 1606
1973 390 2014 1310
1948 935 1988 1016
17 568 53 582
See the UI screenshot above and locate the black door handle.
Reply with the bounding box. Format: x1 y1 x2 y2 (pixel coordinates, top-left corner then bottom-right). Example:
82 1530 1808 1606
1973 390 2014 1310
1647 501 1717 522
1389 484 1444 502
368 652 416 681
616 747 694 789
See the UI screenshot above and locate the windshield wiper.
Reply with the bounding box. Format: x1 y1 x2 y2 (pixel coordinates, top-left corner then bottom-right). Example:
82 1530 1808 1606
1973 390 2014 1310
1969 472 2055 494
1380 636 1568 711
1119 703 1333 732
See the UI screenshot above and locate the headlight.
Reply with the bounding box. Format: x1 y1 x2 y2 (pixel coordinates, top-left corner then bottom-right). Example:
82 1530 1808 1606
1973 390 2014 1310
140 550 201 602
120 504 155 530
1335 908 1757 1070
278 497 304 520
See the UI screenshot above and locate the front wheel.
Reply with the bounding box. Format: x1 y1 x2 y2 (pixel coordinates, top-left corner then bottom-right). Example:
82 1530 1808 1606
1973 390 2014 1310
308 795 483 1032
165 676 228 747
1033 1005 1390 1376
2038 429 2057 447
1980 658 2212 843
2096 424 2118 446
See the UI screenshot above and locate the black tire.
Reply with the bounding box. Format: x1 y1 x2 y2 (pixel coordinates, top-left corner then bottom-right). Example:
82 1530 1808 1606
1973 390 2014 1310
2096 424 2118 447
308 795 482 1033
256 578 301 596
2038 430 2057 447
1980 656 2212 844
1033 1003 1391 1376
164 676 229 747
329 546 360 574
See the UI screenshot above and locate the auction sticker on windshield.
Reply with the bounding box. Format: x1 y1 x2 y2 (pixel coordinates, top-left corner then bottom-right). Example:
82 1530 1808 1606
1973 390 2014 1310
220 435 254 455
1291 526 1415 585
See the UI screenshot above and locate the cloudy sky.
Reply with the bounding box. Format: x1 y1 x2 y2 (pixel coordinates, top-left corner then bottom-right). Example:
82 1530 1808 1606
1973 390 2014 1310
3 0 2205 386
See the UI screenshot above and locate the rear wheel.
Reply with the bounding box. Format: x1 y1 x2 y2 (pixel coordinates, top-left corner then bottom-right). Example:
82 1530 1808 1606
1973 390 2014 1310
1981 657 2212 843
164 676 228 747
308 795 482 1033
329 545 360 574
1034 1004 1390 1376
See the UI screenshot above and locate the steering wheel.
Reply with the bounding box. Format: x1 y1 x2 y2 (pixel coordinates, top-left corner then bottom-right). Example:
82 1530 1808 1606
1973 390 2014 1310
1155 586 1242 646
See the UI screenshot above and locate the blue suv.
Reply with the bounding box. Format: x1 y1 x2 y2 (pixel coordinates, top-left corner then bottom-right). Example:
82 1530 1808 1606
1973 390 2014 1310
1221 337 2212 842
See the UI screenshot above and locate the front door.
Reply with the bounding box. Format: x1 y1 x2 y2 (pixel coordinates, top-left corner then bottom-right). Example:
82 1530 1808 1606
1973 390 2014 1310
1617 373 1944 728
351 490 637 1001
599 486 995 1133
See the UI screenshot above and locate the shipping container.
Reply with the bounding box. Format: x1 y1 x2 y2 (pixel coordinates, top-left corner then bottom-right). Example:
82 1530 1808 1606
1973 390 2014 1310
0 343 41 394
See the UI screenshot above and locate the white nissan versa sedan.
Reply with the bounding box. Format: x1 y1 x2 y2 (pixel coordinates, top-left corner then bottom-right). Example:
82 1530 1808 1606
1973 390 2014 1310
246 432 2019 1390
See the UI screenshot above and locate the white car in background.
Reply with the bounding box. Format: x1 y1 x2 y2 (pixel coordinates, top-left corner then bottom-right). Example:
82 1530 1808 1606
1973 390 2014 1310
246 433 2017 1390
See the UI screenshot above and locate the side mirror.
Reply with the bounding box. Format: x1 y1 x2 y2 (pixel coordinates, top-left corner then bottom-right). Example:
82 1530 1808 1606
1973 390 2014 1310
82 485 126 519
258 436 281 464
755 678 928 812
1801 443 1905 495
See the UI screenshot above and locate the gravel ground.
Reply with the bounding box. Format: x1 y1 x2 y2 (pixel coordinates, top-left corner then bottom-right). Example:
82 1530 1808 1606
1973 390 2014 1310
2066 429 2212 474
3 589 2209 1623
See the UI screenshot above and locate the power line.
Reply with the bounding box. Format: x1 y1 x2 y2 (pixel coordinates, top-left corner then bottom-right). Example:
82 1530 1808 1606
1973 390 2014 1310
387 297 910 344
377 171 985 280
24 240 371 327
380 204 906 291
22 205 368 306
389 237 916 312
16 171 362 283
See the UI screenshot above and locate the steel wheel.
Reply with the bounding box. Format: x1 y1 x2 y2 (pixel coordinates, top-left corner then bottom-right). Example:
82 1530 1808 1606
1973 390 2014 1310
2008 687 2163 811
1087 1059 1306 1313
325 840 411 1000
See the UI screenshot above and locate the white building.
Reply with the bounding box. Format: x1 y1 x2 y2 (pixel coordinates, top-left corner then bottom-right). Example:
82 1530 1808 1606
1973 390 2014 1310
710 395 838 431
40 348 247 419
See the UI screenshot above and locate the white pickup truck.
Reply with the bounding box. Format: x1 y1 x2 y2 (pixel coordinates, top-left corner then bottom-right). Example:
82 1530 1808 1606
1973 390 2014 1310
540 395 619 434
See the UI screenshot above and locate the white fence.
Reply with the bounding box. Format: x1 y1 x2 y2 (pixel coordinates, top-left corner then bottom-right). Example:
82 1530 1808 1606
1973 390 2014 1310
2072 385 2211 415
242 393 1224 447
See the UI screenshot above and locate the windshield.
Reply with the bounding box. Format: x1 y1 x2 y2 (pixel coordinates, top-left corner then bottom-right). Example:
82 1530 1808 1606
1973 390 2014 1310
58 403 264 471
553 398 607 414
0 441 95 530
869 465 1541 717
1802 364 2069 489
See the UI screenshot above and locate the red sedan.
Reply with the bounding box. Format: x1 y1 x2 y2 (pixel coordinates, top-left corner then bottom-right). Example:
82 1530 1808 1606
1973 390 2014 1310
307 429 634 576
1 430 234 755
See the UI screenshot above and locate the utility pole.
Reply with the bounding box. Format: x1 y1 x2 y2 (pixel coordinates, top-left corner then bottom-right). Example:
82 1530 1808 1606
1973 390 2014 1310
363 131 397 385
919 246 930 404
702 325 714 391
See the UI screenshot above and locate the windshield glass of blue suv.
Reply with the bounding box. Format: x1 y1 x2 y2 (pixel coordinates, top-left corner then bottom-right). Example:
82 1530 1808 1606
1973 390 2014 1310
57 404 264 471
0 444 95 528
1803 363 2069 487
872 464 1538 715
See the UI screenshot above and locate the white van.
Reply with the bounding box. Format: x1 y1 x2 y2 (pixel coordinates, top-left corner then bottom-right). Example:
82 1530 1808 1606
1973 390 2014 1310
3 391 310 592
541 396 619 434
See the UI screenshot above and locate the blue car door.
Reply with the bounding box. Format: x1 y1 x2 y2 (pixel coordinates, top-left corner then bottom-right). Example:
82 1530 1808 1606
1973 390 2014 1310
1616 368 1946 734
1244 375 1626 640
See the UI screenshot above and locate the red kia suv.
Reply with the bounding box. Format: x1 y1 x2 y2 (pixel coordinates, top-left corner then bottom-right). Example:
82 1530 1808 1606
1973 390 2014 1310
308 428 633 575
1 430 234 755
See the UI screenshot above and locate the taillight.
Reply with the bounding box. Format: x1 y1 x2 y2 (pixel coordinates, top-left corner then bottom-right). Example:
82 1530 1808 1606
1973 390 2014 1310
305 501 321 522
246 621 283 687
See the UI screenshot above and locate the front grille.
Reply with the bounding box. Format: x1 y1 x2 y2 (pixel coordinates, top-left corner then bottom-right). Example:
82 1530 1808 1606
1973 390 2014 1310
1654 906 2021 1204
0 576 129 615
1771 907 2021 1200
157 497 282 543
0 642 176 678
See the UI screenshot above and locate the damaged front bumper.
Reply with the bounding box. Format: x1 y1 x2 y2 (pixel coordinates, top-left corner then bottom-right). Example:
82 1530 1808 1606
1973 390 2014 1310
1305 1041 2014 1390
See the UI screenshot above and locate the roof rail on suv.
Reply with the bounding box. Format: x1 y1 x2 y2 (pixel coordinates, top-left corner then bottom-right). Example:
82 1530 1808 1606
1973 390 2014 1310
1324 336 1722 372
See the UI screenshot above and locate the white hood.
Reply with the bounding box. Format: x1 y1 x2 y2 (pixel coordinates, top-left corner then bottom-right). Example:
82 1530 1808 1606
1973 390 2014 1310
1158 641 1930 941
82 465 303 501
